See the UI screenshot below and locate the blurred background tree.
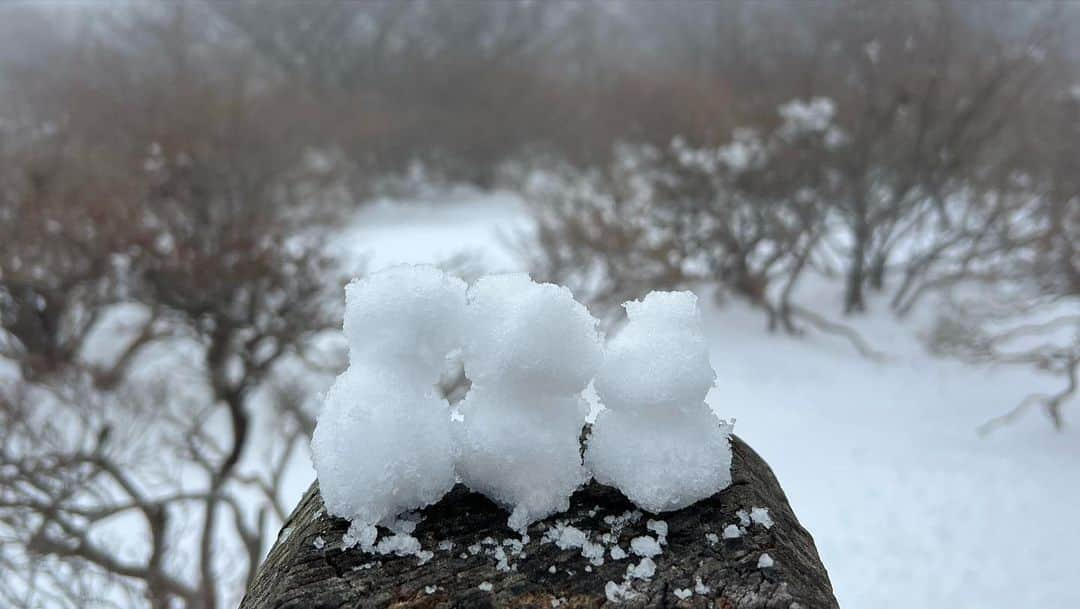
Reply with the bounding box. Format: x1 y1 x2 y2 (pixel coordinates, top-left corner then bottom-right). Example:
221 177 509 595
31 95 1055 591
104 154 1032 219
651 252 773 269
0 1 1076 608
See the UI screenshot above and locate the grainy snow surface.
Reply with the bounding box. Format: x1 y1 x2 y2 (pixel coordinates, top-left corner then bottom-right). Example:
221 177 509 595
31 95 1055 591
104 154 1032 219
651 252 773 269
455 273 601 530
587 290 733 513
302 190 1080 609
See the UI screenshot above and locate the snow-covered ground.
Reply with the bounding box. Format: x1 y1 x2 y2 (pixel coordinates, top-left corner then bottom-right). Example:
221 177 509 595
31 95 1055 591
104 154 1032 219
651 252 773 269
316 191 1079 609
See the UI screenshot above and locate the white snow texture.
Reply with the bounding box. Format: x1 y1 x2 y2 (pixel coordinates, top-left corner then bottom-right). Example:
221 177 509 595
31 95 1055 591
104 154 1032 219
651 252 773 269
312 266 465 526
586 291 733 513
456 273 602 530
313 266 733 537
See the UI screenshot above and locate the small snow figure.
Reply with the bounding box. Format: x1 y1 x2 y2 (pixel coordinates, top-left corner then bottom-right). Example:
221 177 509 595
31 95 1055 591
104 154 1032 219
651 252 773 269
312 265 467 528
455 274 602 531
585 290 733 513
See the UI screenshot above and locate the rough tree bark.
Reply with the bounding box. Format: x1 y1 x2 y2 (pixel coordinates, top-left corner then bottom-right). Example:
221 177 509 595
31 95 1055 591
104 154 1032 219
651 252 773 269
240 435 838 609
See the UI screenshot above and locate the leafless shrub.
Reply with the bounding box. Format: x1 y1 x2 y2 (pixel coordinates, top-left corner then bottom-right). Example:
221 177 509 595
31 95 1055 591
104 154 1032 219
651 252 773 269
0 6 346 609
518 122 884 359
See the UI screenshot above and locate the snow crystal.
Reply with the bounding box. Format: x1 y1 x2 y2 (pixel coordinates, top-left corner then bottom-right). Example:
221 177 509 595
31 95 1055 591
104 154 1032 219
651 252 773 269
610 546 628 560
424 585 438 595
342 521 377 550
437 540 454 552
603 510 643 532
493 546 511 571
736 509 751 527
582 540 606 566
705 532 719 544
605 580 638 602
544 522 605 565
674 588 693 600
586 291 733 513
503 538 525 555
694 577 711 595
389 512 423 534
758 552 775 569
478 581 493 592
546 523 588 550
626 557 657 579
375 533 422 557
312 265 464 528
456 274 601 530
722 524 742 539
750 506 774 529
646 519 668 540
630 536 662 558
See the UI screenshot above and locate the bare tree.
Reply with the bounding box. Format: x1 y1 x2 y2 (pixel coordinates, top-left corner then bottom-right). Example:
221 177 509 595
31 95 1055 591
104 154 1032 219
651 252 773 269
1 5 346 608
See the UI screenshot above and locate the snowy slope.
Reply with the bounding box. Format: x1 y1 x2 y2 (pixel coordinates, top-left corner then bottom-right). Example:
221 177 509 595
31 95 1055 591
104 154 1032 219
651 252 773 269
318 192 1080 609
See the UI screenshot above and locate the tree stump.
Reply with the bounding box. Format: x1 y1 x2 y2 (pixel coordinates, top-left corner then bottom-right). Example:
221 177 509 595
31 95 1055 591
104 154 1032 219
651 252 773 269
240 435 838 609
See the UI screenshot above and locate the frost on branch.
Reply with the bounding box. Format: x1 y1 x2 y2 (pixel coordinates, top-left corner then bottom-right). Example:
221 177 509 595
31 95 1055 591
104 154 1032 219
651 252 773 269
586 291 733 513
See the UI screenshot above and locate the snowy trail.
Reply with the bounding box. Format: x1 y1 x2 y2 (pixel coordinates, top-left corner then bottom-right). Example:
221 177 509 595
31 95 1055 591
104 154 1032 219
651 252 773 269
318 194 1080 609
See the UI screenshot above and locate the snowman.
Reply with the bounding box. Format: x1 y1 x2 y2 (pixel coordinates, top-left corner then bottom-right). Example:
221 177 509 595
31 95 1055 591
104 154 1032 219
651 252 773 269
454 273 603 531
312 265 467 528
585 290 733 513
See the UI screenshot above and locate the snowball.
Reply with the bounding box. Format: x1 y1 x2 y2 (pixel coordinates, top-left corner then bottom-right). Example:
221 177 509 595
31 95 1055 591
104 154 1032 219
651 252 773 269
722 524 742 539
630 536 662 558
593 291 715 413
342 265 468 382
586 402 733 513
758 552 775 569
586 290 732 513
463 274 603 392
456 274 601 529
750 506 774 528
456 390 591 530
313 368 457 525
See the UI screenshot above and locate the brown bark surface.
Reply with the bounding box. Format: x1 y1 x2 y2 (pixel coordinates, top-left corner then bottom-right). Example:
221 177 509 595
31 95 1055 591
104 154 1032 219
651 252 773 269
240 435 838 609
